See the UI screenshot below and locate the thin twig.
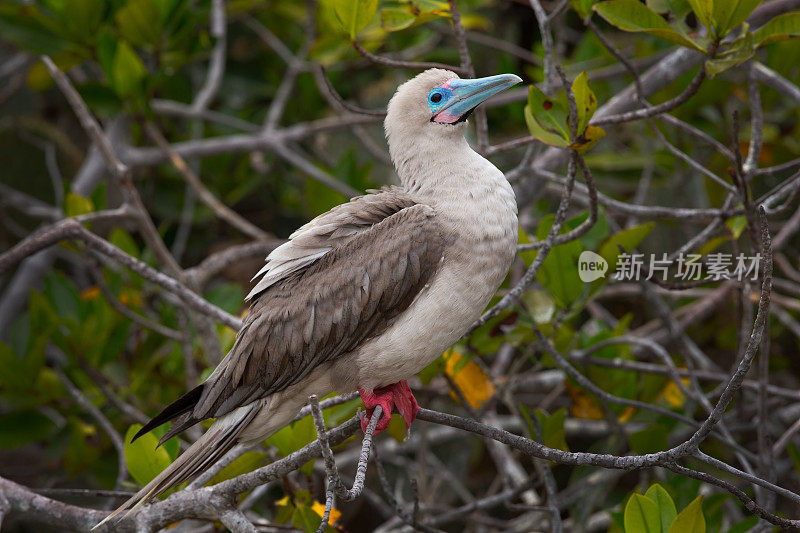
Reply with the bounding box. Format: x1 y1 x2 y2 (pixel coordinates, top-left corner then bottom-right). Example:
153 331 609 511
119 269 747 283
352 41 468 76
144 122 271 241
0 219 241 329
54 366 128 493
309 395 379 502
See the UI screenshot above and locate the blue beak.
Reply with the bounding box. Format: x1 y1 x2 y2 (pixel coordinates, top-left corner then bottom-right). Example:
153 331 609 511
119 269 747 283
431 73 522 124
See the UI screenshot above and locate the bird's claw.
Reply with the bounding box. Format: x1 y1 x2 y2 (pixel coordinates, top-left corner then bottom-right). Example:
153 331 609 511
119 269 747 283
390 380 420 430
358 380 420 435
358 387 394 434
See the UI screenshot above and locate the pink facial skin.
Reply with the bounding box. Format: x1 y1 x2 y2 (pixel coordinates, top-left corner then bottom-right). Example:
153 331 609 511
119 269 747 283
430 79 460 124
431 109 463 124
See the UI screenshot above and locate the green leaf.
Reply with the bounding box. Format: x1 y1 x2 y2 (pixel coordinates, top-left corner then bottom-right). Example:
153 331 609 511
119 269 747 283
77 82 123 117
205 282 244 315
571 71 597 136
713 0 762 35
701 494 726 533
333 0 378 39
598 222 655 275
519 404 535 437
535 214 584 307
647 0 691 18
753 11 800 47
0 342 25 394
593 0 706 52
419 355 445 385
0 410 57 448
116 0 163 48
705 31 754 77
267 423 295 457
65 192 94 217
63 417 101 475
629 426 669 454
646 0 669 11
323 396 361 427
386 413 408 442
275 496 295 524
95 28 117 83
0 5 79 55
518 227 538 267
413 0 450 14
293 503 325 533
381 6 417 31
161 430 179 461
788 442 800 482
27 59 55 91
124 424 173 488
524 85 570 148
61 0 105 42
110 227 140 258
571 0 599 19
727 516 758 533
685 0 713 29
207 451 266 485
726 215 748 239
24 292 55 380
667 496 705 533
45 271 80 320
8 312 51 395
534 407 569 452
610 511 626 533
111 41 146 98
644 484 678 532
266 416 317 475
624 493 662 533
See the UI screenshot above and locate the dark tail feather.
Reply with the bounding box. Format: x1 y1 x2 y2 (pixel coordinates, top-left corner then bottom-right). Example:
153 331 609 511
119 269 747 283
131 384 204 443
94 402 262 530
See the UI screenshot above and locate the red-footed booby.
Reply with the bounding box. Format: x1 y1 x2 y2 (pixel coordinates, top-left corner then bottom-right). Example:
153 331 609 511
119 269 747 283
98 68 521 526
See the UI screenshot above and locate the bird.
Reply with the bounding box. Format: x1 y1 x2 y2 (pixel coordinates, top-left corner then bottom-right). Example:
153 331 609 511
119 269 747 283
97 68 521 526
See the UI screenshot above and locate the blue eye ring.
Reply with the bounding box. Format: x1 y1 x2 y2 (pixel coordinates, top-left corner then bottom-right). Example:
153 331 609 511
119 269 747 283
427 87 452 112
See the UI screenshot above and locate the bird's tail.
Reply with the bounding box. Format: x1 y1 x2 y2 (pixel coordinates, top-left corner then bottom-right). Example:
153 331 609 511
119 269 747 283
94 402 262 529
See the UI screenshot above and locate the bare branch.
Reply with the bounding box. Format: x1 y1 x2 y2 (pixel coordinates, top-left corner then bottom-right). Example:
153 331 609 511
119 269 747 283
352 41 468 76
218 507 258 533
314 65 387 117
0 219 241 329
144 122 272 241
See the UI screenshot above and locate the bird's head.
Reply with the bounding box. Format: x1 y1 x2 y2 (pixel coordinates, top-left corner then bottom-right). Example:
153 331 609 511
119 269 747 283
386 68 521 132
385 69 521 171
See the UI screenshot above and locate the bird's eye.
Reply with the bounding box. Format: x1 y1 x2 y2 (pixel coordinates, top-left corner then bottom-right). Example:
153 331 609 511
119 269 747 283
430 92 443 104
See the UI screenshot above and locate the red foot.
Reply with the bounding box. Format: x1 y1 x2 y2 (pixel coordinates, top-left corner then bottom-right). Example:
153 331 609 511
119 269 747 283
358 386 394 434
358 380 420 435
390 380 420 430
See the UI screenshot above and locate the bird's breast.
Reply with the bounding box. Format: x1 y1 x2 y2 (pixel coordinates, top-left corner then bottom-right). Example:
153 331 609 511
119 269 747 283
352 170 518 391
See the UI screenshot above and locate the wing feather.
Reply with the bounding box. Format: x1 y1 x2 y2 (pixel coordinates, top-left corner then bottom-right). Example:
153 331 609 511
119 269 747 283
192 191 443 422
246 186 418 299
138 189 444 436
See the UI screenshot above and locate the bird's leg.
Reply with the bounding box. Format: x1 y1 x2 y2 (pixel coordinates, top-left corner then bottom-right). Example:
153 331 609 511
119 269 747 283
358 380 420 434
388 380 420 430
358 386 394 434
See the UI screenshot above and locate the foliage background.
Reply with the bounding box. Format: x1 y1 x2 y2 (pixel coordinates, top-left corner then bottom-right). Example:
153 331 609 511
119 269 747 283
1 0 800 531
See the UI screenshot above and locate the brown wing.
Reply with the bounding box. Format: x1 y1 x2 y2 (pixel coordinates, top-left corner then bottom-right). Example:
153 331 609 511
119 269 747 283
135 196 444 443
246 186 418 299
